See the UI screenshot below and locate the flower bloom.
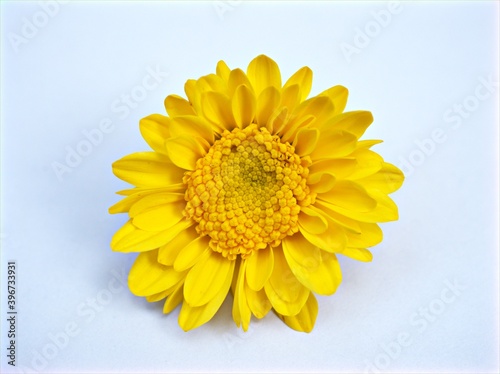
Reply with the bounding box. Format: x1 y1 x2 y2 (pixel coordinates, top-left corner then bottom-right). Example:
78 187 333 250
109 55 404 332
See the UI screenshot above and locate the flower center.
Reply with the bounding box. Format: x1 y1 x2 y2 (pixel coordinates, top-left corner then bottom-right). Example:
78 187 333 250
183 125 313 260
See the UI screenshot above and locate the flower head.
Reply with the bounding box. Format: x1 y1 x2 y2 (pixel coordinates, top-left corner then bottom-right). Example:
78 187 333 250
110 55 404 332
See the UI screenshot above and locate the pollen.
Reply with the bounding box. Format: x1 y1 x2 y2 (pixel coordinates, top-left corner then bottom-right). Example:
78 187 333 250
183 125 314 260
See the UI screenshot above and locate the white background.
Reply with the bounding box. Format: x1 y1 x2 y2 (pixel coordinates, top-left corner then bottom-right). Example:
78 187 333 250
1 1 498 373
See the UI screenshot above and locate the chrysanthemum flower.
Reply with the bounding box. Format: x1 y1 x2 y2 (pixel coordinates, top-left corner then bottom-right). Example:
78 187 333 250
109 55 403 332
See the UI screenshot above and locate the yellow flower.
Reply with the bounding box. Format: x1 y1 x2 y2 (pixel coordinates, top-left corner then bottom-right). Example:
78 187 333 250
109 55 404 332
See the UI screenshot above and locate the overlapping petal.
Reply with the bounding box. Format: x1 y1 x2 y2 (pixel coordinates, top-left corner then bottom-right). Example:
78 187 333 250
157 225 200 266
163 282 184 314
111 219 193 253
232 260 252 331
184 251 235 307
264 246 310 316
169 115 215 144
283 66 313 102
277 293 318 333
245 282 272 319
165 135 209 170
178 258 234 331
256 86 281 127
139 115 171 155
232 84 256 128
112 152 184 188
353 162 404 193
247 54 281 97
164 94 196 117
128 250 187 297
245 247 274 291
109 185 184 214
283 234 342 295
319 85 348 116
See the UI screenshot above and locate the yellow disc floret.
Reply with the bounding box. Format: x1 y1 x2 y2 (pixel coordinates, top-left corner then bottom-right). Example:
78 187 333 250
183 125 314 260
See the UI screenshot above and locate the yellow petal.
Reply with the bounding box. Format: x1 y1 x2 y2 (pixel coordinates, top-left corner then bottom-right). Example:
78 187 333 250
232 260 252 331
128 250 187 296
112 152 184 188
114 185 184 196
292 127 319 157
308 172 336 194
165 135 208 170
353 162 404 193
283 95 333 139
184 251 234 307
298 206 328 234
129 192 184 217
318 180 377 212
228 68 253 97
256 86 281 127
184 79 202 114
146 280 184 302
290 95 334 131
279 84 301 116
111 219 192 253
298 209 347 253
132 200 186 231
109 186 184 214
146 288 171 303
178 259 234 331
268 106 289 135
163 282 184 314
340 247 373 262
360 190 399 222
201 91 236 131
232 84 256 129
357 139 383 149
264 246 309 316
139 115 171 155
173 235 211 271
169 115 215 144
309 158 357 181
283 66 313 102
310 130 358 160
313 200 361 233
245 247 274 291
245 282 272 319
319 85 348 115
157 225 199 266
283 235 342 295
246 54 281 97
280 114 315 143
344 148 383 180
164 94 196 117
197 74 229 96
278 293 318 333
116 188 137 196
216 60 231 81
230 257 240 294
346 222 382 248
323 110 373 138
320 189 398 223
